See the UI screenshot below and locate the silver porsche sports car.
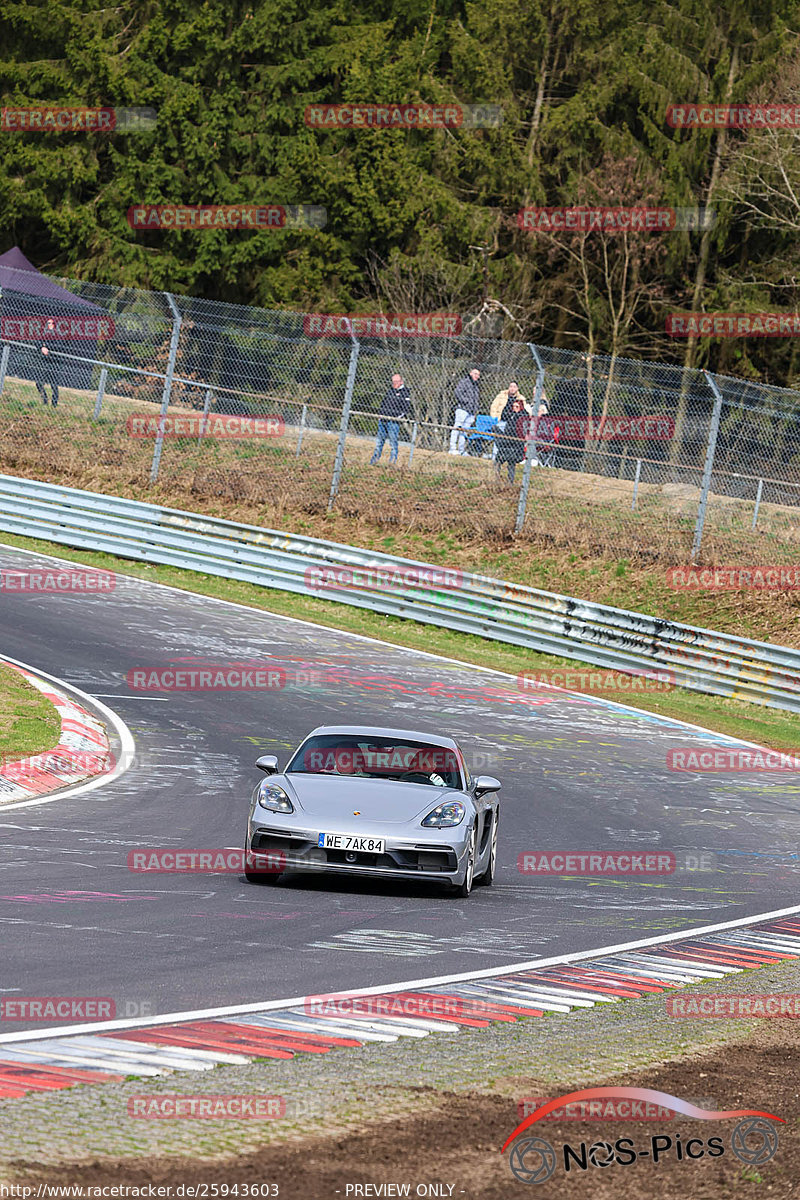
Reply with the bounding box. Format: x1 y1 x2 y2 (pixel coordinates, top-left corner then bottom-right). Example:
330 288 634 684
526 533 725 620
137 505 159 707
245 725 501 897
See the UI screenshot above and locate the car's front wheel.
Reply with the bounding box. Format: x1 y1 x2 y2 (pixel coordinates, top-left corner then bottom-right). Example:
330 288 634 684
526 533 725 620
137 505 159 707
244 841 283 885
451 825 477 898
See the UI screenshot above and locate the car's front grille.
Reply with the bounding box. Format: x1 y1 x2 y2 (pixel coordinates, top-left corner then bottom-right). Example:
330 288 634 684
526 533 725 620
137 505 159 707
251 828 457 873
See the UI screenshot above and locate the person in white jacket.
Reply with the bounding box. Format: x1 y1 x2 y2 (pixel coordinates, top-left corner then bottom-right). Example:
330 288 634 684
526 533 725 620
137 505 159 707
489 381 530 459
490 380 530 421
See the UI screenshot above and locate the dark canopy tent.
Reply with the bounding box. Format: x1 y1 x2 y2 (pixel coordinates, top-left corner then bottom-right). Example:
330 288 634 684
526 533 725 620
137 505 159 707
0 247 108 390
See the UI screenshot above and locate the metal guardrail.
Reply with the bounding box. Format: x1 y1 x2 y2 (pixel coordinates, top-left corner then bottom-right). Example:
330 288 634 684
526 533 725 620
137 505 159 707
0 474 797 713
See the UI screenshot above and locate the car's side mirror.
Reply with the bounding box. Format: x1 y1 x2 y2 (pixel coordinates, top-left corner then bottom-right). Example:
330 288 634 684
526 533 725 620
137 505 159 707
256 754 279 775
474 775 501 797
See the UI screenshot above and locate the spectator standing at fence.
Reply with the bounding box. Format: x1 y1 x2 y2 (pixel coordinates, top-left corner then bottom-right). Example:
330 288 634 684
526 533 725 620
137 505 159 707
370 372 411 465
449 367 481 455
35 318 59 407
494 393 531 483
490 380 530 421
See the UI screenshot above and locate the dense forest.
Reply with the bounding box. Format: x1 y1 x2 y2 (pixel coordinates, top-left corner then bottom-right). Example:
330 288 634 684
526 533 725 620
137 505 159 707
3 0 800 386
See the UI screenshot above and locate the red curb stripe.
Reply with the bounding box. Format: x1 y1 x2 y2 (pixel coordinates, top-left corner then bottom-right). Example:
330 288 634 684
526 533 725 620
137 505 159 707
0 1081 29 1097
114 1027 295 1059
432 996 546 1018
678 941 788 965
522 973 644 999
649 947 768 969
183 1021 334 1055
375 992 501 1025
0 660 112 801
0 1063 123 1091
529 967 670 993
216 1024 365 1049
700 942 792 962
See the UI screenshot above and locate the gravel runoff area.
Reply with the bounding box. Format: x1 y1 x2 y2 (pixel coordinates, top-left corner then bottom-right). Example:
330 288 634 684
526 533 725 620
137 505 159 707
2 956 799 1197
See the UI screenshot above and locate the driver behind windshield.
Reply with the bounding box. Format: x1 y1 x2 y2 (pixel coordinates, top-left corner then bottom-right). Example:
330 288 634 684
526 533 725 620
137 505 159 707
292 738 460 787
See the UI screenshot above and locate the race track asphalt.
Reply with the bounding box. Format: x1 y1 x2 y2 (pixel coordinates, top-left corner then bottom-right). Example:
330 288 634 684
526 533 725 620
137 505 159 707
2 546 800 1033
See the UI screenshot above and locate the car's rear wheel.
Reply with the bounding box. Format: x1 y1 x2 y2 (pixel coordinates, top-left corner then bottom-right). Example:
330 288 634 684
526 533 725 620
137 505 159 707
475 811 498 887
451 825 477 898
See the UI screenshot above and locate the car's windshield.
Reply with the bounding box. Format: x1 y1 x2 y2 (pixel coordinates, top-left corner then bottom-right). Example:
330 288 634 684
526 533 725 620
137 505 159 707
286 735 463 789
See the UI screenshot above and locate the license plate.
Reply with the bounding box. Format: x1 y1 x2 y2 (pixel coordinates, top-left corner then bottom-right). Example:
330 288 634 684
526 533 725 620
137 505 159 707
318 833 386 853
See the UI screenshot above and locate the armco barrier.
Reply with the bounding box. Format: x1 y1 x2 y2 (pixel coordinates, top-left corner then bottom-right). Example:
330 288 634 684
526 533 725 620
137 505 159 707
0 474 797 713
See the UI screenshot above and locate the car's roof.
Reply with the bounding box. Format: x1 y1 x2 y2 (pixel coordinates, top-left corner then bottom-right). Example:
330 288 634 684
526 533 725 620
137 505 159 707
303 725 459 749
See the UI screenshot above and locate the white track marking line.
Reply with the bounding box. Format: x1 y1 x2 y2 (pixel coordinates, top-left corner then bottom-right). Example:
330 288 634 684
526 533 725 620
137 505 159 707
3 901 800 1045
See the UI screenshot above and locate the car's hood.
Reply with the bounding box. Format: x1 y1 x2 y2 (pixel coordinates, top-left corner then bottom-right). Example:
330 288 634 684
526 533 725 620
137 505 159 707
274 773 464 824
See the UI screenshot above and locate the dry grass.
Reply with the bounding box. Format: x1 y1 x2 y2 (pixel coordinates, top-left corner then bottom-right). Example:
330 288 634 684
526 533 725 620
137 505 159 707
1 373 798 581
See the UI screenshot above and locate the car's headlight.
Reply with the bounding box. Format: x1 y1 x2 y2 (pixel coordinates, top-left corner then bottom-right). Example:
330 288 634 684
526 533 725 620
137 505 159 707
256 783 294 814
421 800 465 828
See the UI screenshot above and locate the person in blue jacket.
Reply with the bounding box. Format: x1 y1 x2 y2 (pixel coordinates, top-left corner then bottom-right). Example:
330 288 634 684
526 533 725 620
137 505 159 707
371 373 412 464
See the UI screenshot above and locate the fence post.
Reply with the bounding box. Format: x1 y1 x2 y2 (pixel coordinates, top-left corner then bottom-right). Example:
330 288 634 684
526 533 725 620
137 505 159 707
752 478 764 530
92 367 108 419
515 345 545 534
198 388 213 441
691 371 724 561
149 293 182 483
408 420 418 467
328 328 360 510
295 403 307 456
0 345 9 397
631 458 642 510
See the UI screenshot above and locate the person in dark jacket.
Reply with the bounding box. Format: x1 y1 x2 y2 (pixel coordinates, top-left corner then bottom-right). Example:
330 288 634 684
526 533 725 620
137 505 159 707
370 373 411 464
494 393 531 483
34 318 60 407
449 367 481 455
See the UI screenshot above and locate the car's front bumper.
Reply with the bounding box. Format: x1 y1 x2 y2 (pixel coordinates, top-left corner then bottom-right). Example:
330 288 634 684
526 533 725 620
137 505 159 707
248 821 467 883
